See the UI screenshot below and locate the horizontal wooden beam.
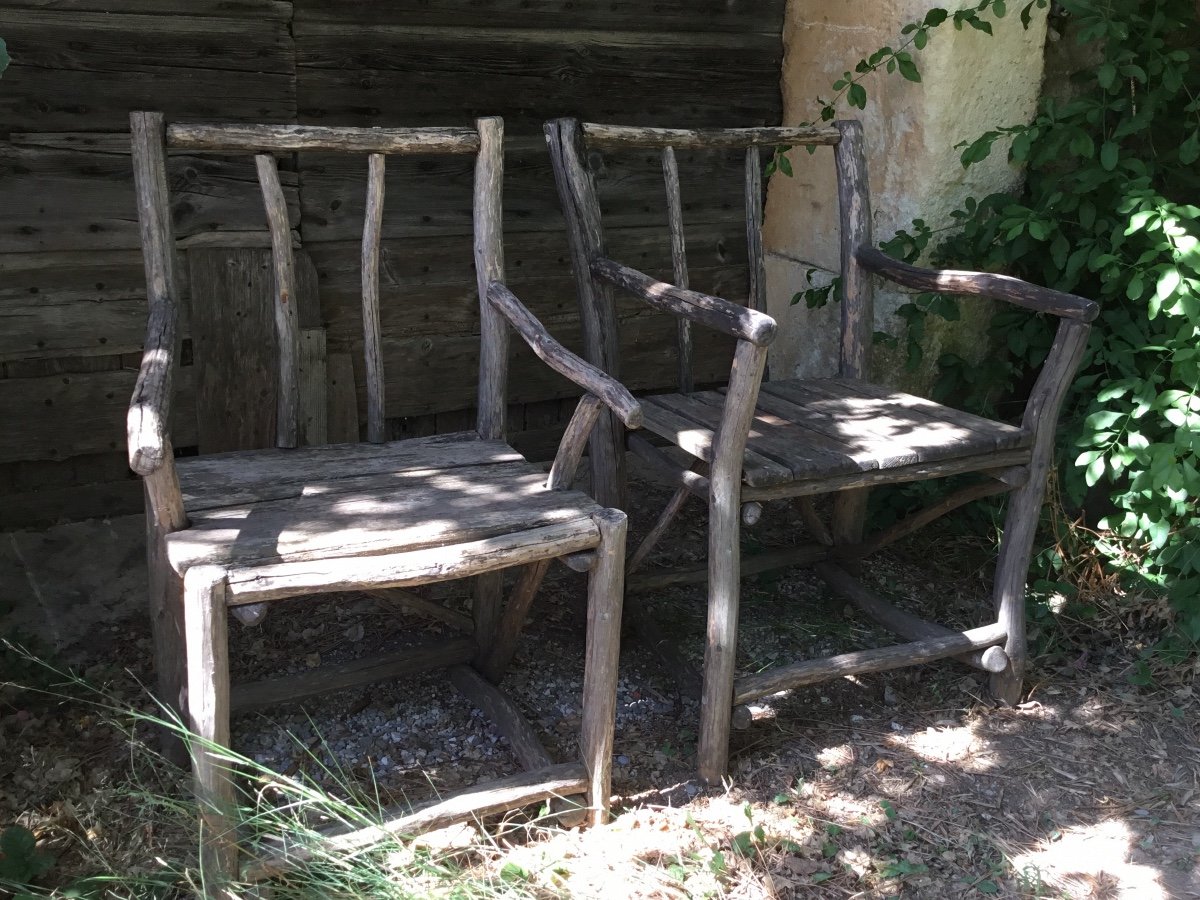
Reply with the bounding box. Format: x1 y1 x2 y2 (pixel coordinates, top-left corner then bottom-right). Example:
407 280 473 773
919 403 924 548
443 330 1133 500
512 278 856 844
580 122 841 150
230 639 476 714
627 433 710 497
363 588 475 633
628 543 830 593
856 247 1099 322
741 448 1033 501
165 122 481 155
814 563 1009 674
223 519 600 603
733 623 1007 705
848 479 1012 559
591 257 776 346
242 762 588 882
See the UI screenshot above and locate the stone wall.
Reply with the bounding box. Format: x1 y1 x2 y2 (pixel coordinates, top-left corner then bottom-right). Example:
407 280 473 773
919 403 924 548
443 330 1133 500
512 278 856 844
762 0 1049 390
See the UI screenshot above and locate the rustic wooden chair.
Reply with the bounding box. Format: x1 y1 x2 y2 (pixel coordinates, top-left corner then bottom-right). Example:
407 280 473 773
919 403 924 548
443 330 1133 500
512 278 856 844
545 117 1098 783
127 112 638 888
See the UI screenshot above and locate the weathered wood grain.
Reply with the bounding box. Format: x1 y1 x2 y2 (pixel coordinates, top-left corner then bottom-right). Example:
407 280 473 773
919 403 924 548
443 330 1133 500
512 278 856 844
294 0 785 33
733 623 1009 705
187 248 279 455
487 283 643 428
256 154 302 448
294 27 781 128
625 542 833 593
298 328 328 446
474 117 509 441
546 394 604 491
0 365 198 465
744 146 766 316
0 140 299 253
813 563 1010 674
660 145 694 393
856 246 1099 321
448 665 553 770
581 123 841 150
362 153 387 443
168 124 479 155
697 339 768 783
0 6 295 131
220 517 601 602
182 565 238 890
592 258 777 346
242 763 588 882
0 250 187 362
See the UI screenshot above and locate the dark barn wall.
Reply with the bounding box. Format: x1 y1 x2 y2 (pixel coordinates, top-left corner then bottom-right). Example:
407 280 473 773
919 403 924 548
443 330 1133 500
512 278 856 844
0 0 784 528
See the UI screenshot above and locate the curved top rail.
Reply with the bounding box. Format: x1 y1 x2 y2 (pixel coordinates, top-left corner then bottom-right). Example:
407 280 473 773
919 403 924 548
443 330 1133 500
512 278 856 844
164 122 481 154
578 122 842 151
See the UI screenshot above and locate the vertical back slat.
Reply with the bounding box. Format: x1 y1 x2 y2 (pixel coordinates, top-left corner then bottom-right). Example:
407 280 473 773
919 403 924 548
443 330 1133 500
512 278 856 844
255 153 302 448
544 117 626 508
474 116 507 441
361 153 387 443
834 120 873 380
744 145 766 316
661 146 693 394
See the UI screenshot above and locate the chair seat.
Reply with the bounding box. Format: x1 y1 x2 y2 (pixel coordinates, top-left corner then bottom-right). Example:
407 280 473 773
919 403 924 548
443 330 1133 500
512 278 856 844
640 377 1032 489
166 431 602 572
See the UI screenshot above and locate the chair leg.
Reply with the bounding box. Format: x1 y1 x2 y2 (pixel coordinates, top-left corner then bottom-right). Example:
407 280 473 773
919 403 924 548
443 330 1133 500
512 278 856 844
697 488 741 784
472 571 505 655
183 565 239 893
831 487 869 556
146 521 189 765
989 475 1046 704
580 509 627 826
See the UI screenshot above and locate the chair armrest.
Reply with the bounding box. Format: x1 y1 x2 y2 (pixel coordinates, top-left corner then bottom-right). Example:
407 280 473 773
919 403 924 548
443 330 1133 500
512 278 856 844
127 300 179 476
486 282 643 429
590 257 778 346
856 246 1098 322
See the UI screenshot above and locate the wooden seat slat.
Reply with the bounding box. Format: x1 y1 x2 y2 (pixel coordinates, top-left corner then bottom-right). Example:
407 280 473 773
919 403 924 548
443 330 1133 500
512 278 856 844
815 378 1029 450
640 394 792 487
177 432 523 510
167 453 602 571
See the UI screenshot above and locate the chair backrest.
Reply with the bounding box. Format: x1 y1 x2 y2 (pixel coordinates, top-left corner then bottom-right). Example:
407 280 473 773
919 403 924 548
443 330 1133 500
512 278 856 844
128 113 508 450
544 119 875 387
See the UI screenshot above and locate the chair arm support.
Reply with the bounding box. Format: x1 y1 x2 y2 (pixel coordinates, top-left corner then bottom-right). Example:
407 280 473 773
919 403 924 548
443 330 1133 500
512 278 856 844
486 282 643 429
127 299 179 476
855 246 1099 322
590 257 778 346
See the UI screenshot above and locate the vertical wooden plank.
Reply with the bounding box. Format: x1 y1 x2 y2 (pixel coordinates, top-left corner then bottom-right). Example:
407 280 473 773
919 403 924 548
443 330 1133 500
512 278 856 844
544 117 626 508
831 121 874 553
183 565 238 891
990 318 1091 703
361 152 387 443
299 327 328 447
326 351 360 443
188 248 278 454
581 507 626 826
744 145 766 315
661 145 693 393
255 153 301 449
697 338 768 783
129 111 188 752
474 116 508 441
834 121 872 380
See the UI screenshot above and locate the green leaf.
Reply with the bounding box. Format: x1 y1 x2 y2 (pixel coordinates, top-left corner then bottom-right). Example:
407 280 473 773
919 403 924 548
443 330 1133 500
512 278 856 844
923 8 948 26
967 16 993 34
732 831 755 856
812 871 834 883
1100 141 1119 171
778 154 793 177
1181 130 1200 166
1097 62 1117 90
898 57 922 82
978 879 1000 894
847 83 868 109
500 862 529 883
709 851 727 875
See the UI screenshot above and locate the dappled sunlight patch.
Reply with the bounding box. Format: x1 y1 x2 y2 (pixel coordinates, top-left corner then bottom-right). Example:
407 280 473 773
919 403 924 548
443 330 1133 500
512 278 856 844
1008 818 1175 900
891 719 996 771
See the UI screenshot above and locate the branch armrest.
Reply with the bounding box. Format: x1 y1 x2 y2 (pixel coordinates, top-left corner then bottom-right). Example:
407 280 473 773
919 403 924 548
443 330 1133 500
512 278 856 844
127 301 178 476
590 257 778 346
486 282 643 429
856 246 1098 322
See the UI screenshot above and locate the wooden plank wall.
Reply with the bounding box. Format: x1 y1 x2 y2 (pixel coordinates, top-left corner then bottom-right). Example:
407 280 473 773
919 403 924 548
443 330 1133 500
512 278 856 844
0 0 784 528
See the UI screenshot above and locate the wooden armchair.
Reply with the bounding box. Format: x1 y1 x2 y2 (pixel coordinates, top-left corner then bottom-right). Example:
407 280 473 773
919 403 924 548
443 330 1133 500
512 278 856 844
128 112 636 888
545 118 1098 783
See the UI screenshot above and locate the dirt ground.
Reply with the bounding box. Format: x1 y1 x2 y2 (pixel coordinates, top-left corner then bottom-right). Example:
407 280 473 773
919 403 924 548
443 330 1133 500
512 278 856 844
2 473 1198 898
